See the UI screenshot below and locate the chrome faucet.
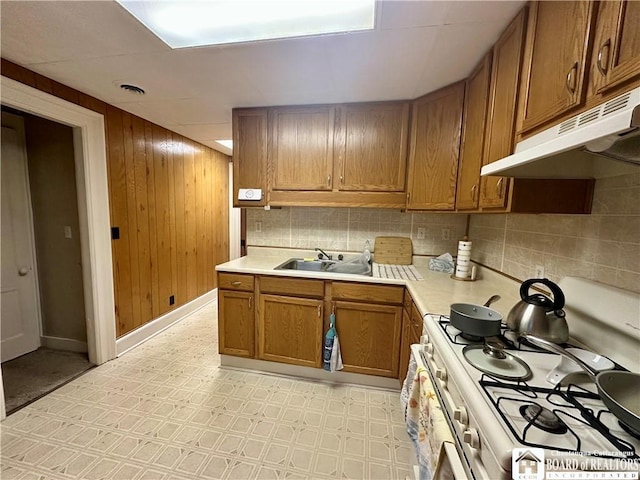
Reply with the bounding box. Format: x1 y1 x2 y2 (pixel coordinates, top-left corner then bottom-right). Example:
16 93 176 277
315 248 332 260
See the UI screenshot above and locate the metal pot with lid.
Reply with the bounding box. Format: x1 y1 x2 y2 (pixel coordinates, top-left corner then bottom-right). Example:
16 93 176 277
507 278 569 344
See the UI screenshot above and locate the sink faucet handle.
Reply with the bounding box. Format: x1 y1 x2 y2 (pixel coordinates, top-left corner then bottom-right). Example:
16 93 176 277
314 247 332 260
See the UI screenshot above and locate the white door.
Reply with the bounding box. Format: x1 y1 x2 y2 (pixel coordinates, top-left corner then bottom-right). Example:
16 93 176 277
1 123 41 362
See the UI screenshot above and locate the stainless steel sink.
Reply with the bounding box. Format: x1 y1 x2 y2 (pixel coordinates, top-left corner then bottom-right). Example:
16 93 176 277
275 258 334 272
274 258 371 276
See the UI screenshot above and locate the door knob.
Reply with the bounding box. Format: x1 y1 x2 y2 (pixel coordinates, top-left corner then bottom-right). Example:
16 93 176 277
18 267 29 276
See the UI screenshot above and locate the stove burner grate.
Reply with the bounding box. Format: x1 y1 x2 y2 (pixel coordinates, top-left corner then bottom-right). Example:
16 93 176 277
520 404 568 434
479 375 639 460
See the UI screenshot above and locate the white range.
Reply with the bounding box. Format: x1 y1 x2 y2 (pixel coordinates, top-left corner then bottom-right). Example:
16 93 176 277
412 276 640 479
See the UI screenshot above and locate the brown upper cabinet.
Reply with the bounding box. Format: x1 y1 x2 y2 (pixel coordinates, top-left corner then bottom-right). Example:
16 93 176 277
588 0 640 96
518 1 596 134
406 82 465 211
456 53 492 211
233 101 410 208
334 102 410 192
269 105 336 191
481 9 527 210
232 108 268 207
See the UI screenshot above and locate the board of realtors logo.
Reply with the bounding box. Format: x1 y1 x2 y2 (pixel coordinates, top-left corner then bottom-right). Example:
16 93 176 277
512 448 545 480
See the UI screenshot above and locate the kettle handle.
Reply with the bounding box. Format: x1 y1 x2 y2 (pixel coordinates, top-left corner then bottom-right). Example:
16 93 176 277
519 278 565 310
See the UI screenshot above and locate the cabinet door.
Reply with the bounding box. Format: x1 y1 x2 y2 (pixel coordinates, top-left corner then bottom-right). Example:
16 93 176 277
406 82 465 210
456 53 492 211
335 102 409 192
335 301 402 377
520 1 595 133
269 106 335 191
481 9 526 209
258 294 323 368
232 108 267 207
590 0 640 94
218 290 254 357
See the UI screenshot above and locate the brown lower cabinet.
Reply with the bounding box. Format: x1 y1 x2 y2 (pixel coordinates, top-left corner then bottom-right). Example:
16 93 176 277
217 272 406 378
398 293 423 385
334 301 402 378
258 294 324 368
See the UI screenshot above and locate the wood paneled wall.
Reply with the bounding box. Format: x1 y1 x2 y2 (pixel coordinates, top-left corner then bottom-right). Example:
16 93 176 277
2 59 230 337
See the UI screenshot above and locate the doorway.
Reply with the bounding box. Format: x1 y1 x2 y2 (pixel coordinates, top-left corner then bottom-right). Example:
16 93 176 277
0 75 117 420
1 109 95 414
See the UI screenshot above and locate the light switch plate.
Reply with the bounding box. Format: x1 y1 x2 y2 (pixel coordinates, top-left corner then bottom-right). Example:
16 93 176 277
238 188 262 201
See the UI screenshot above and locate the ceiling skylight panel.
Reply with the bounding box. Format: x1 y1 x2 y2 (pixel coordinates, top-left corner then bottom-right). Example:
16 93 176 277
116 0 376 48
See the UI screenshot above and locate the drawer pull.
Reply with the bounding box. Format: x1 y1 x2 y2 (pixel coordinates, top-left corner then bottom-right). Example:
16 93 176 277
231 281 242 286
596 39 611 77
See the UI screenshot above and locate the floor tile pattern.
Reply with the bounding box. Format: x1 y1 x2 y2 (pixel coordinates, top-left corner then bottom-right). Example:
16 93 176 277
1 301 413 479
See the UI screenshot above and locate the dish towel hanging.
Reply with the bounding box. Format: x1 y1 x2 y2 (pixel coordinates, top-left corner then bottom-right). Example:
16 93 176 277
323 311 343 372
406 366 455 480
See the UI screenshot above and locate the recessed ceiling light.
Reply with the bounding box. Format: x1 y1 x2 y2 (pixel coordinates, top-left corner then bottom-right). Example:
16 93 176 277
116 0 376 48
120 83 146 95
216 140 233 150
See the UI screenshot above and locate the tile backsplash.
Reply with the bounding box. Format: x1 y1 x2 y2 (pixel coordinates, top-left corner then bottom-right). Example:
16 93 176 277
246 172 639 294
246 208 468 256
469 172 640 293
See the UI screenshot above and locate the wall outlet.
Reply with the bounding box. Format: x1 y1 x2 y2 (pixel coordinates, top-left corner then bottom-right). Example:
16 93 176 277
64 226 72 238
255 221 262 233
442 228 450 240
417 227 426 240
535 265 545 278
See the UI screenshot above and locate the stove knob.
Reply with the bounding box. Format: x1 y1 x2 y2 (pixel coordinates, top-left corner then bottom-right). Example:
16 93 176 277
463 428 480 449
420 333 429 344
425 343 434 356
435 367 447 382
453 406 468 425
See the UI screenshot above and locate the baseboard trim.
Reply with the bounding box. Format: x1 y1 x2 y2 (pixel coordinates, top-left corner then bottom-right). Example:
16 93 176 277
116 290 217 357
220 355 401 390
40 336 88 353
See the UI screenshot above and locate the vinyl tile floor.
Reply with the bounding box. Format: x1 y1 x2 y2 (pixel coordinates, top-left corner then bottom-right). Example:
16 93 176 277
1 300 414 480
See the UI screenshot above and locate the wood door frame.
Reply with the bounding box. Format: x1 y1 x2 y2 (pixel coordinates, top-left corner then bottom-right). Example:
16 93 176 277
0 78 116 378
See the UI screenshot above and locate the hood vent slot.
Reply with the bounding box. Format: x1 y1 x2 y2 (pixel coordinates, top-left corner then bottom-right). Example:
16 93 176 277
603 92 631 116
558 117 577 134
578 109 600 126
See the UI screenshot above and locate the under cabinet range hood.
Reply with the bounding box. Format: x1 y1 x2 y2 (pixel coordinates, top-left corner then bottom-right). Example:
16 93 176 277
481 87 640 178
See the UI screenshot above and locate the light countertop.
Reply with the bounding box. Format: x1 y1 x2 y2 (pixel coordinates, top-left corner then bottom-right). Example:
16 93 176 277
216 247 523 318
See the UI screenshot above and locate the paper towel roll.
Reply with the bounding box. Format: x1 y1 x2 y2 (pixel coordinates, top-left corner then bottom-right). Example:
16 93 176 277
455 239 472 279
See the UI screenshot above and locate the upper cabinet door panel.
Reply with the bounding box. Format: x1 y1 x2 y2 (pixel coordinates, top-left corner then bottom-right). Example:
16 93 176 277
520 1 595 133
335 102 410 192
270 106 335 191
232 108 267 207
481 8 526 209
456 53 492 211
406 82 465 211
591 0 640 94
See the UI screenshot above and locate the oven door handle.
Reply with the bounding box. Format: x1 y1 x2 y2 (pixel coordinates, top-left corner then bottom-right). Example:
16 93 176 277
434 442 469 480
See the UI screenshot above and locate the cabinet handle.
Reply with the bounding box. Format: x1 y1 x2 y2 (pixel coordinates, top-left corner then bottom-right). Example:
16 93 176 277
327 175 331 186
317 305 322 318
249 296 253 310
407 192 411 204
565 62 578 95
596 39 611 77
340 175 344 184
470 184 477 202
495 178 504 198
231 281 241 286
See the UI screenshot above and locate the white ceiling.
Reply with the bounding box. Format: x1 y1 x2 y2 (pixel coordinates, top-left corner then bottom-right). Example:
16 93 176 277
1 0 525 156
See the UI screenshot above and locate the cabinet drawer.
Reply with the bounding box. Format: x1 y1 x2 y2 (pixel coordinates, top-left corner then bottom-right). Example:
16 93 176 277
260 276 324 298
218 273 254 292
332 282 404 305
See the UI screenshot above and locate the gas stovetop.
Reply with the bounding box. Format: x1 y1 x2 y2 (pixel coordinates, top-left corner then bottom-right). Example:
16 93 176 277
420 281 640 480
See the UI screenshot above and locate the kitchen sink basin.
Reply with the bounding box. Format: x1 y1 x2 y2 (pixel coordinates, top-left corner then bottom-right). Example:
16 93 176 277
274 258 372 276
